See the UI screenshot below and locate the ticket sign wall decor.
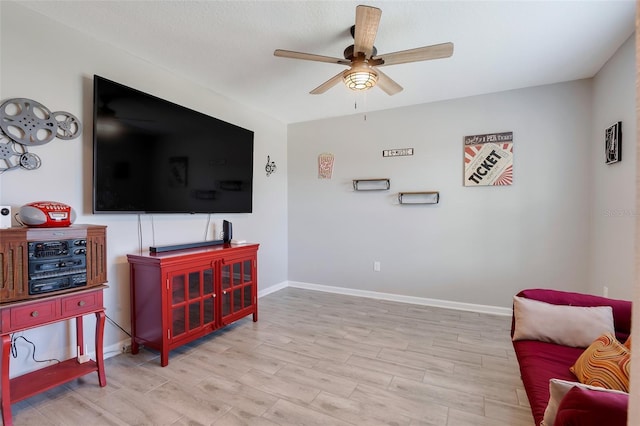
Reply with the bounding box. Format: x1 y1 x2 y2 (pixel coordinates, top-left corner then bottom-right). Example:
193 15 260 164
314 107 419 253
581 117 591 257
463 131 513 186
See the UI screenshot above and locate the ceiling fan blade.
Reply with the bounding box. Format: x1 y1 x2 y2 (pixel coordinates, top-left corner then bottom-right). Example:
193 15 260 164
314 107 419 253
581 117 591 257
354 5 381 57
374 68 403 96
274 49 351 65
310 71 345 95
374 42 454 67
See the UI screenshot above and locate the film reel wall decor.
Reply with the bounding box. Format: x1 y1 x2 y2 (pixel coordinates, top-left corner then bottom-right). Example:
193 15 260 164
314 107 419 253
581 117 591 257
0 98 83 173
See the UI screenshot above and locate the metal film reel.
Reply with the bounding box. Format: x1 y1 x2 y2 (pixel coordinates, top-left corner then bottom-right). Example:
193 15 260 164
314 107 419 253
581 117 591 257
20 152 42 170
0 130 27 172
52 111 83 140
0 98 58 146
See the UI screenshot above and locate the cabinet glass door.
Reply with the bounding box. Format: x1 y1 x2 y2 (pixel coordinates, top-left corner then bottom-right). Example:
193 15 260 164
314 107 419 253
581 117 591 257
171 274 186 337
188 272 201 331
221 257 255 323
169 265 216 340
203 268 215 324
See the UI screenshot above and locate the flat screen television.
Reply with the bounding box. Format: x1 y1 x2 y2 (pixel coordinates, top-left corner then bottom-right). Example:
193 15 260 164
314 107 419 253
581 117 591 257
92 75 254 214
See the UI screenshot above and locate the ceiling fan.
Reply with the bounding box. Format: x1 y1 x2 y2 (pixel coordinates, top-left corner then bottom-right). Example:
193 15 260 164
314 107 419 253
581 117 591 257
274 5 454 96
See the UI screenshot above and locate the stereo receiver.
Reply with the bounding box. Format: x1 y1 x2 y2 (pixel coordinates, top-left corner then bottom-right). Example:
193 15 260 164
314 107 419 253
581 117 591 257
28 238 87 295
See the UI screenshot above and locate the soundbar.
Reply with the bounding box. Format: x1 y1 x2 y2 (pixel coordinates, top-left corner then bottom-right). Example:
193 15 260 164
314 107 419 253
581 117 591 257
150 240 224 253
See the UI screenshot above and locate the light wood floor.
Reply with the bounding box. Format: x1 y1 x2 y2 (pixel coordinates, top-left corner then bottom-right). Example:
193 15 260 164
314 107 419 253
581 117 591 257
9 287 535 425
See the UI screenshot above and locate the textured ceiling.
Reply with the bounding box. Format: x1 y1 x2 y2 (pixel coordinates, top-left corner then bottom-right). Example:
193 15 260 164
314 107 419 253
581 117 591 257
18 0 637 124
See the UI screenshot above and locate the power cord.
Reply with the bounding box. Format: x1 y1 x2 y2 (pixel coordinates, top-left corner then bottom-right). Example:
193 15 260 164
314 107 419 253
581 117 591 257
106 314 131 337
151 214 156 246
137 213 143 254
10 334 60 364
104 314 135 357
10 317 132 363
204 213 212 240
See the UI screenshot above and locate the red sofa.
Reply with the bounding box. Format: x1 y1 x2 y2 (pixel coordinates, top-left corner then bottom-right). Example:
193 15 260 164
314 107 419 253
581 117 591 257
511 289 631 426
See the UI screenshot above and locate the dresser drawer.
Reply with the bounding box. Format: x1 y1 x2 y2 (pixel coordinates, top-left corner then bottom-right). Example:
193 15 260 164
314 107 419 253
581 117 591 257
10 299 59 329
62 291 101 316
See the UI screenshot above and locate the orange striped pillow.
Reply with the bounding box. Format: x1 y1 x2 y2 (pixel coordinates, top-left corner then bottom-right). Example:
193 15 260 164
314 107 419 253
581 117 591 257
623 336 631 350
570 333 630 392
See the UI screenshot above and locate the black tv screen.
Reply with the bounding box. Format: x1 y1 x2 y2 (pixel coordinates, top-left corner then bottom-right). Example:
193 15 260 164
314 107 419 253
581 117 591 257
92 75 254 214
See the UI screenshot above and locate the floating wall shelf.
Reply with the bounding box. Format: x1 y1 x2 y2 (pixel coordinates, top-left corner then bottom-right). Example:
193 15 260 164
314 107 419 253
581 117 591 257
353 178 391 191
398 191 440 205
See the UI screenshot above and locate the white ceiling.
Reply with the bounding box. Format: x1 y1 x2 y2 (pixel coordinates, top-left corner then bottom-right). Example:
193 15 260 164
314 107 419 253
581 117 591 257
19 0 636 124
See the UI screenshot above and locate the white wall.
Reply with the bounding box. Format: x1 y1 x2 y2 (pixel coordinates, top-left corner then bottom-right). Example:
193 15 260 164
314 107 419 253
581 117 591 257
589 35 637 300
286 32 637 311
288 80 595 309
0 2 288 377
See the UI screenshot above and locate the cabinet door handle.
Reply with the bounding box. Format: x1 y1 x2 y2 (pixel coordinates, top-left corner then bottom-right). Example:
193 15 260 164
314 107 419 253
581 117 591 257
31 311 39 317
212 294 216 298
78 300 86 307
223 291 227 295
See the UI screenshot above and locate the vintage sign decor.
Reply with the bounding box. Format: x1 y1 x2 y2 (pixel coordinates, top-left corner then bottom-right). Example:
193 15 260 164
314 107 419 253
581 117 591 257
318 152 335 179
463 131 513 186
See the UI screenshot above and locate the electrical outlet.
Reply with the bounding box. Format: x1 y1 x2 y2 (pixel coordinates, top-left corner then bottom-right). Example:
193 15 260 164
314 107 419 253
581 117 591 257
603 286 609 298
373 261 381 272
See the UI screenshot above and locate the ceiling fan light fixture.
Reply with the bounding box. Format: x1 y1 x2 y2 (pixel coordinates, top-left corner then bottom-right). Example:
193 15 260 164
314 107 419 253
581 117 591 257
343 62 378 91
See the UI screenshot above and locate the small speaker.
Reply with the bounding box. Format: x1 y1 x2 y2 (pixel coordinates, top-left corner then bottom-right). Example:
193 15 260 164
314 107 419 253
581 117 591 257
0 206 11 229
223 220 232 243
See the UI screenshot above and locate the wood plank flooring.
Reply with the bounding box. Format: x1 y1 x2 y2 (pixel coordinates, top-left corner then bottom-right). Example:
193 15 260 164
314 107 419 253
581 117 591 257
8 287 535 425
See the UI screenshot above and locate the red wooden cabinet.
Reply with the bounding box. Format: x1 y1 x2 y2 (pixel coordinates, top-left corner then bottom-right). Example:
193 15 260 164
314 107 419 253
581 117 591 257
0 286 107 426
0 225 108 304
0 225 109 425
127 243 259 366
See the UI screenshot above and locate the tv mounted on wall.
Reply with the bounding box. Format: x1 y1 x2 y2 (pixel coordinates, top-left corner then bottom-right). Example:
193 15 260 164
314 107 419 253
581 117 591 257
92 75 254 214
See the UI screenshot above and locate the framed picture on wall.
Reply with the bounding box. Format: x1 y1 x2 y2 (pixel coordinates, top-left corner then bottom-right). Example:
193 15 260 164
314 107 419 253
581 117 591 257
605 121 622 165
463 131 513 186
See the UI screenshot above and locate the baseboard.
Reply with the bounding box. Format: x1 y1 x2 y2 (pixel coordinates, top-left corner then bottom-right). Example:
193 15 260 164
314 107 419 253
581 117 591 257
103 339 132 360
258 280 289 298
285 281 512 316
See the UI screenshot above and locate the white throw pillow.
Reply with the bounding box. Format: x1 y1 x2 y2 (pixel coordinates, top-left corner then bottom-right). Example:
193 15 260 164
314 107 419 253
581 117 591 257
512 296 614 347
540 378 628 426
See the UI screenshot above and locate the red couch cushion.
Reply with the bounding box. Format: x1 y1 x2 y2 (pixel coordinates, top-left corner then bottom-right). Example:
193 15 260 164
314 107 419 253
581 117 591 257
554 386 628 426
513 340 583 425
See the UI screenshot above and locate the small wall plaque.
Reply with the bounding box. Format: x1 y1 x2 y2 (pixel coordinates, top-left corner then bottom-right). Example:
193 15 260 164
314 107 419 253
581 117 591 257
318 152 335 179
383 148 413 157
605 121 622 164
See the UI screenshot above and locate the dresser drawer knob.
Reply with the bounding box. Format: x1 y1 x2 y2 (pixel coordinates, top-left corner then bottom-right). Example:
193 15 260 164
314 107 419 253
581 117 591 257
78 300 86 307
31 311 39 317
